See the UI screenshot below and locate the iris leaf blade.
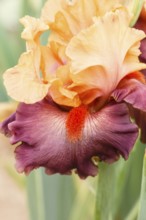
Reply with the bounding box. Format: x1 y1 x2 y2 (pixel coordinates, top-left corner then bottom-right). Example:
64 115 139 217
137 151 146 220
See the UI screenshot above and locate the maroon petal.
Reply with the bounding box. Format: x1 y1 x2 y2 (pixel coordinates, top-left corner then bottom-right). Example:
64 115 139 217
140 39 146 64
128 106 146 143
139 38 146 76
0 99 138 179
135 16 146 75
112 79 146 111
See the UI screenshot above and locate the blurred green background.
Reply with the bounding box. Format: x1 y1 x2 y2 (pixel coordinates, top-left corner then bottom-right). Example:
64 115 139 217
0 1 145 220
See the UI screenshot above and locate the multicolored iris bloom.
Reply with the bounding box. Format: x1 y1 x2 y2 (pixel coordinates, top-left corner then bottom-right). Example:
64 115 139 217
1 0 146 179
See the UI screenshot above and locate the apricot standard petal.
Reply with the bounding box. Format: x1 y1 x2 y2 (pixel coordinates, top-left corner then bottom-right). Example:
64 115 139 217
3 51 49 103
66 11 146 97
20 16 48 40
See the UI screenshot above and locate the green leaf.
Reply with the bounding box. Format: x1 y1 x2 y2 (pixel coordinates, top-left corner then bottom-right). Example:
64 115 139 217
130 0 144 26
138 151 146 220
125 199 139 220
115 141 145 219
69 176 96 220
95 163 119 220
26 169 76 220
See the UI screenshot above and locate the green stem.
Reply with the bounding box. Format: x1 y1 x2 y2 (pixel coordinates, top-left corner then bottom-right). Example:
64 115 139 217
34 170 46 220
26 170 46 220
137 152 146 220
95 163 118 220
125 199 139 220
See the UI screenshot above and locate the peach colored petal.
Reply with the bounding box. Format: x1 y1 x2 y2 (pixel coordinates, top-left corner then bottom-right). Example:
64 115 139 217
69 66 108 105
41 46 60 81
41 0 133 44
49 65 81 107
66 10 146 98
41 42 67 80
41 0 62 23
18 16 51 91
56 64 71 85
41 0 130 24
20 16 48 42
3 51 50 104
95 0 127 15
49 11 73 44
41 0 96 33
20 16 48 55
49 79 81 107
41 0 72 44
3 1 145 108
40 0 105 44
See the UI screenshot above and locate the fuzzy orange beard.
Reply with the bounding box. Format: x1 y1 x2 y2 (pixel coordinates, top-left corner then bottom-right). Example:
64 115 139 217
66 106 88 142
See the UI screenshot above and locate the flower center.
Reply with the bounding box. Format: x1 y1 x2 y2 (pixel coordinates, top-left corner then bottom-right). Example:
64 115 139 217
66 106 88 142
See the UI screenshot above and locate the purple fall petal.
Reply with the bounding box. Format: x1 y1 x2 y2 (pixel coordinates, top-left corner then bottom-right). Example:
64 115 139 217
129 106 146 143
83 102 138 161
139 37 146 76
135 16 146 75
0 99 138 179
112 78 146 143
140 39 146 65
112 79 146 111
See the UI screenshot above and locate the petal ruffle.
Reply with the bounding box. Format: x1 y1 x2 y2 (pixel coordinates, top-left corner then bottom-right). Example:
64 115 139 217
3 51 50 104
41 42 67 77
49 78 81 107
3 16 51 104
41 0 128 45
20 16 48 49
129 106 146 143
20 16 48 40
41 0 97 41
112 76 146 142
112 78 146 111
140 39 146 69
0 99 138 178
135 9 146 75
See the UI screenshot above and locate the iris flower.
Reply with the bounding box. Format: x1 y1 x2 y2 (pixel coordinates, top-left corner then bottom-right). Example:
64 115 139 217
1 0 146 179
